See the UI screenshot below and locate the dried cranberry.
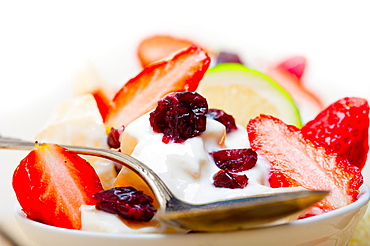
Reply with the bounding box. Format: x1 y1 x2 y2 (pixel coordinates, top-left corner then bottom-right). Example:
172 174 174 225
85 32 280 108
107 125 125 149
93 187 157 222
209 148 257 173
149 92 208 143
213 170 248 189
207 109 237 133
216 51 244 65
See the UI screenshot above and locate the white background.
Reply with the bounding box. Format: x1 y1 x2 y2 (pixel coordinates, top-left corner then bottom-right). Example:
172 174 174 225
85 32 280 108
0 1 369 245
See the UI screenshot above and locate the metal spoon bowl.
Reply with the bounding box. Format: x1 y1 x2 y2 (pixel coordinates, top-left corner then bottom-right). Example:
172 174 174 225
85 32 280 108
0 136 328 232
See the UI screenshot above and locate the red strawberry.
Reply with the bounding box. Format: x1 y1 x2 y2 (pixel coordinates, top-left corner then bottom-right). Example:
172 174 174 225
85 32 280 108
268 170 293 188
91 88 112 121
12 143 103 229
247 115 363 215
105 45 211 128
266 57 324 119
301 97 369 170
137 35 199 67
276 55 307 80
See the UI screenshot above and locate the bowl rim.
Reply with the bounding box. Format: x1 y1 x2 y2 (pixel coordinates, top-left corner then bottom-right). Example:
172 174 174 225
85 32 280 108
14 184 370 240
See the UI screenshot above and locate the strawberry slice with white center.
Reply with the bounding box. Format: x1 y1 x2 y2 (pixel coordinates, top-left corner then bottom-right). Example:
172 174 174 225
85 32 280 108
137 35 204 67
12 143 103 229
105 45 211 129
247 115 363 214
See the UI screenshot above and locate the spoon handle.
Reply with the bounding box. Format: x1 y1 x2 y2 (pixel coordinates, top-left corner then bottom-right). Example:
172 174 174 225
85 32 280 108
0 136 173 210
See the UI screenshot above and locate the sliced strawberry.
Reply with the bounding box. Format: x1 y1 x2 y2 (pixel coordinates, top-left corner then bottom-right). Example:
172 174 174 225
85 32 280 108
268 169 293 188
91 89 112 121
12 143 103 229
266 57 324 121
73 61 114 121
302 97 369 170
105 45 211 128
247 115 363 214
276 55 306 80
137 35 199 67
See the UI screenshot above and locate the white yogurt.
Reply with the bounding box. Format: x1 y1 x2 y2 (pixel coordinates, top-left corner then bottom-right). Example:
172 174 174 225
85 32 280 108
81 112 304 233
119 113 279 203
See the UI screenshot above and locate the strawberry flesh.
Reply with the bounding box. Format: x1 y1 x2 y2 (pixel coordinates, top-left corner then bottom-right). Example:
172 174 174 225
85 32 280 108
92 89 112 122
105 45 211 129
266 58 324 114
268 170 293 188
137 35 198 67
276 56 306 80
301 97 369 170
247 115 363 214
12 143 103 229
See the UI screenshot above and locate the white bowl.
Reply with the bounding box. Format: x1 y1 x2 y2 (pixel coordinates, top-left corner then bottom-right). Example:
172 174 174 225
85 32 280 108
14 185 369 246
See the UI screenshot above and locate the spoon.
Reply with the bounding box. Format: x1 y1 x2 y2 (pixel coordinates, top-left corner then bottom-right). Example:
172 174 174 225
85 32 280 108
0 136 328 232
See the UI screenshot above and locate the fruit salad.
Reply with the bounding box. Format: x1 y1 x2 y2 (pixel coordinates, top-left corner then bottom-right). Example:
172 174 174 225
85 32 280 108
12 35 369 234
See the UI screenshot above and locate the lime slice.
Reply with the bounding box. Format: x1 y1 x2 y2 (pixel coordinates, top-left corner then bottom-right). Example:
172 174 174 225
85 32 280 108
197 63 301 127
